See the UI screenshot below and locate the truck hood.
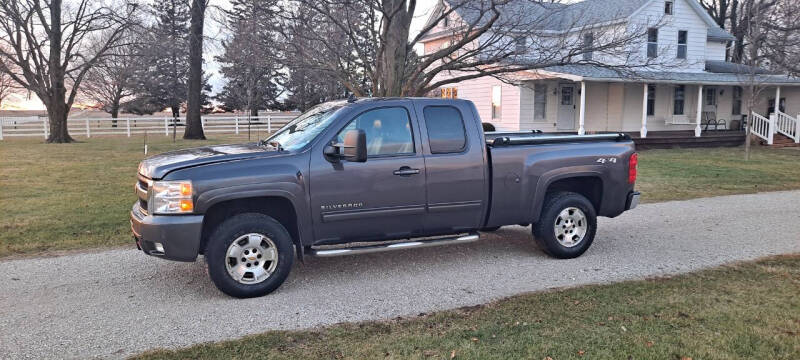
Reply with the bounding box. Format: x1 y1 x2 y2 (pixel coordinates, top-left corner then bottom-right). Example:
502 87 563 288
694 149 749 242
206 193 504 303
138 143 277 179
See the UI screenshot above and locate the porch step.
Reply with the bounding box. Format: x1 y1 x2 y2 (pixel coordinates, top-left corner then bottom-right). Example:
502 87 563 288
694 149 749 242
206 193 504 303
760 133 800 147
309 233 481 257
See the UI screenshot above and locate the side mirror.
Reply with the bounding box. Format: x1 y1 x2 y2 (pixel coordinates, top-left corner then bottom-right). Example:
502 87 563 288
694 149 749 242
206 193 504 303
324 129 367 163
342 129 367 162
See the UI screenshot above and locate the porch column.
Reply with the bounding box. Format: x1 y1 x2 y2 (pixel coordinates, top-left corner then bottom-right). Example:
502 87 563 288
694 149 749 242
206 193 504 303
640 83 648 138
578 81 586 135
695 84 703 137
775 86 781 116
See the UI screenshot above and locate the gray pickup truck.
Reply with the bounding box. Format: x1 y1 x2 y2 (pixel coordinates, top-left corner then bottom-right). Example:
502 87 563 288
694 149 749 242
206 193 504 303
132 97 640 298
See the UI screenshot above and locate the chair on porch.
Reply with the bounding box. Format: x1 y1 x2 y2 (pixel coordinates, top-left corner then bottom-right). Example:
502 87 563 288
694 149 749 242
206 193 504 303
701 111 727 130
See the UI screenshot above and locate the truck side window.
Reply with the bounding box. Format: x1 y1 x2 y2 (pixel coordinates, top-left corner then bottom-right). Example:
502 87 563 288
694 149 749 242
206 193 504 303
423 106 467 154
336 107 414 156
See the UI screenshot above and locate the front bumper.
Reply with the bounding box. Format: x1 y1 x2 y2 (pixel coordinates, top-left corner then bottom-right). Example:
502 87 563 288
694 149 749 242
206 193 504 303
626 191 641 210
130 203 204 262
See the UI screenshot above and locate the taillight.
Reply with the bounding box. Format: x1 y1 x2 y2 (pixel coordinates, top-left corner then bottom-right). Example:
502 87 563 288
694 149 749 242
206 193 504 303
628 153 638 184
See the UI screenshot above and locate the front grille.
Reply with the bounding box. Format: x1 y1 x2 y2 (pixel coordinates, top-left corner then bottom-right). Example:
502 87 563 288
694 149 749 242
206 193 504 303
136 174 152 215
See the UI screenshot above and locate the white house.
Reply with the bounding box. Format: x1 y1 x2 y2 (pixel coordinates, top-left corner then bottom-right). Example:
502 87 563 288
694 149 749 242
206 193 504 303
420 0 800 146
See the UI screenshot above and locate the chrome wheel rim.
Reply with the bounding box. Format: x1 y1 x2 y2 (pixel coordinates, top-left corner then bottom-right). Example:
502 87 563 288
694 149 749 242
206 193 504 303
225 233 278 284
553 207 588 248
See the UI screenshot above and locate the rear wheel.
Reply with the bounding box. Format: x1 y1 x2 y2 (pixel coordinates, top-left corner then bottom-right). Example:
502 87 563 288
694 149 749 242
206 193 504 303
532 192 597 259
205 213 294 298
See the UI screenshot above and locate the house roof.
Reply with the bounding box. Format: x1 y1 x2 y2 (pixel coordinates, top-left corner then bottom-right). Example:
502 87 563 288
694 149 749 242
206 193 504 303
534 62 800 85
424 0 734 42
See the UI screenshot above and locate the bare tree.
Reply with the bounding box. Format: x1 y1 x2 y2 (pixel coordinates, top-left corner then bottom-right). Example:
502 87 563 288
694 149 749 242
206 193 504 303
80 41 139 119
280 0 664 97
0 67 17 109
0 0 138 143
184 0 208 140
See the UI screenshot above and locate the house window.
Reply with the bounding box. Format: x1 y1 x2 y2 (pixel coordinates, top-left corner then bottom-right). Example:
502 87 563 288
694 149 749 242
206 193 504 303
583 32 594 60
665 1 673 15
647 84 656 116
673 85 685 115
492 85 502 119
732 86 742 115
534 84 547 121
768 98 786 114
705 87 716 106
441 87 457 99
515 36 527 54
647 28 658 58
677 30 687 59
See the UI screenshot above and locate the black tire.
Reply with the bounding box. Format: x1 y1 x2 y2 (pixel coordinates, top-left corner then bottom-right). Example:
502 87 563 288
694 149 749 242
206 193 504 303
205 213 294 298
532 192 597 259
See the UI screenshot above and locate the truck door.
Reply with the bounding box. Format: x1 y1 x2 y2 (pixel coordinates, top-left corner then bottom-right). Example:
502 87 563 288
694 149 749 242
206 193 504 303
414 100 487 234
309 102 428 244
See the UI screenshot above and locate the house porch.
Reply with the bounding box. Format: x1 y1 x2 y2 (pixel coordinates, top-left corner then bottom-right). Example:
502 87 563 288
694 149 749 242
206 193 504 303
515 77 800 147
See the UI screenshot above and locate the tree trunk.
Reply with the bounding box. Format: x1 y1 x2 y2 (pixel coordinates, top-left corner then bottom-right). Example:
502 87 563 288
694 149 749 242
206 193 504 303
111 102 119 127
45 0 73 143
46 102 72 143
376 0 413 97
184 0 206 140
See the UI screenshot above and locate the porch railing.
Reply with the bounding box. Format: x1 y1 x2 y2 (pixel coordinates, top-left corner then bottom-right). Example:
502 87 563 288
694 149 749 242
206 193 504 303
775 111 800 143
749 111 774 145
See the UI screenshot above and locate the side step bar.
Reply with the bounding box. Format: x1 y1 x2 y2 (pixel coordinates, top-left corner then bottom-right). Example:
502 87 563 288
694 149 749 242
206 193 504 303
309 233 480 257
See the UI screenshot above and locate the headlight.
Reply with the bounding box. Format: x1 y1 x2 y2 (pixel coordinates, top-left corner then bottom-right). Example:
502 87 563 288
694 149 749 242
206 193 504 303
148 180 194 214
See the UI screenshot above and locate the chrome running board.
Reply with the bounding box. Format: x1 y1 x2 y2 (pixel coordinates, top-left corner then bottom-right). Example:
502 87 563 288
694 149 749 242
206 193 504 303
309 233 480 257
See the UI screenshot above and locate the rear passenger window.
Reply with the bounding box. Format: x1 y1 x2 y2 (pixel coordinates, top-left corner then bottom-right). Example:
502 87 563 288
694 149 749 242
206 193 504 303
423 106 467 154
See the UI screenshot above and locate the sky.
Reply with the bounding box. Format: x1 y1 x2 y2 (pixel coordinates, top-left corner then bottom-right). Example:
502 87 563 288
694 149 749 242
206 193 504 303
2 0 440 111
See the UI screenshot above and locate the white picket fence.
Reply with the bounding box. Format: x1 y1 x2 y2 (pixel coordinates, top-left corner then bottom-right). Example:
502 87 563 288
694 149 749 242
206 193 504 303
0 113 298 140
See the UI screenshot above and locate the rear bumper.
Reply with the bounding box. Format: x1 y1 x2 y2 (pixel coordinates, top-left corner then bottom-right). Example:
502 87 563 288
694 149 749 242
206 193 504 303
130 203 204 262
626 191 641 210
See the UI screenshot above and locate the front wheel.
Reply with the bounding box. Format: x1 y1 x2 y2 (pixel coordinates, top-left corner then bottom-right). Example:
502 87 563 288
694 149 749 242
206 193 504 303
205 213 294 298
532 192 597 259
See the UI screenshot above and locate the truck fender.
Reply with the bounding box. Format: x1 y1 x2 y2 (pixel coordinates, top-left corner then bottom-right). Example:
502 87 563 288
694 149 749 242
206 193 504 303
196 182 313 248
528 166 605 223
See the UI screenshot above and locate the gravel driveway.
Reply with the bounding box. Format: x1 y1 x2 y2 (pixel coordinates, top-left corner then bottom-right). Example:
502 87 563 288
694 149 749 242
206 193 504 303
2 191 800 359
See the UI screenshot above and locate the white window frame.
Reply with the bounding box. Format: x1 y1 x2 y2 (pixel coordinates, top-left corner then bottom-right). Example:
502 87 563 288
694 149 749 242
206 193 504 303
491 85 502 119
582 32 594 61
677 30 688 59
647 28 658 58
534 84 547 122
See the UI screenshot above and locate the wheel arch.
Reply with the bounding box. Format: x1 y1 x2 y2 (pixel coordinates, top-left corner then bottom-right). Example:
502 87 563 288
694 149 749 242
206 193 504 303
199 194 303 258
530 171 604 223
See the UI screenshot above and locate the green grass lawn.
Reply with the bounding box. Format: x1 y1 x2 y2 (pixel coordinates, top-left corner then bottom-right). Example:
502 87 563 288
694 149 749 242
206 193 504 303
134 255 800 360
0 135 255 258
1 137 800 258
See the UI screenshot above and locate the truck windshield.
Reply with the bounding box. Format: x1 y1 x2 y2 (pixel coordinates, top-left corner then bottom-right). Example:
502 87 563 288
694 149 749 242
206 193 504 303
264 102 343 151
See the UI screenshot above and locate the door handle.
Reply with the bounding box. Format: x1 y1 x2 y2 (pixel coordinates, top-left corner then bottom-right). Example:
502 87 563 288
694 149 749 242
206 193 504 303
393 166 420 176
